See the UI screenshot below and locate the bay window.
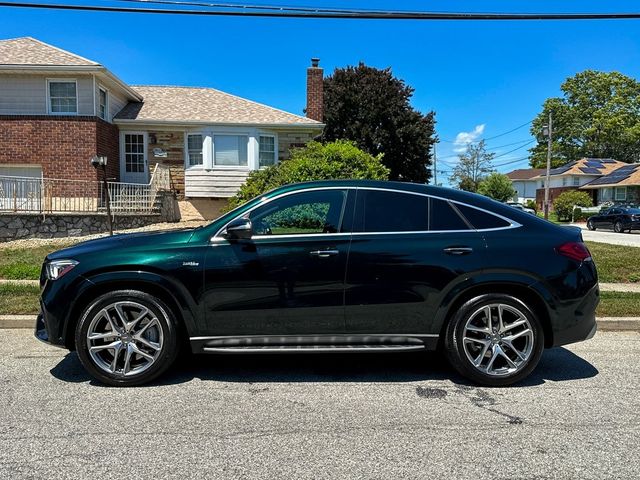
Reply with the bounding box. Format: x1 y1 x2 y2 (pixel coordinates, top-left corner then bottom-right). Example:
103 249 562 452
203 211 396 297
187 134 204 167
259 135 276 167
214 135 248 166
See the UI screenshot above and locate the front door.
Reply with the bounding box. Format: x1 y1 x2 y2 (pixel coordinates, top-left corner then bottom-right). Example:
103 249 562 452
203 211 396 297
345 189 487 335
202 189 352 336
120 133 148 183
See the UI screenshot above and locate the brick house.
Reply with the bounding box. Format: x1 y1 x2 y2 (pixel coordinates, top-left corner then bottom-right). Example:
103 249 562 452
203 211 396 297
0 37 324 212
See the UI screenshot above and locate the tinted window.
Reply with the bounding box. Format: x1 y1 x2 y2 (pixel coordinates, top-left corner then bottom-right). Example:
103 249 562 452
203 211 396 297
249 190 346 235
429 198 470 231
357 190 428 232
455 204 511 230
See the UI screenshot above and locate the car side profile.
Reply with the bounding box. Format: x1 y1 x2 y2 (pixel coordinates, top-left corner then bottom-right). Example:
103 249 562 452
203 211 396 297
36 180 599 387
587 206 640 233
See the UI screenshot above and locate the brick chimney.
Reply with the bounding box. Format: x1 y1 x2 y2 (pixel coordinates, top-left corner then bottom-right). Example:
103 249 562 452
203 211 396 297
306 58 324 122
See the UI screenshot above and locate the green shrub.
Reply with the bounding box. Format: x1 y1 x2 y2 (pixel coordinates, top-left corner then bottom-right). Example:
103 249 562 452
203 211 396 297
476 173 516 202
553 190 593 222
226 140 390 210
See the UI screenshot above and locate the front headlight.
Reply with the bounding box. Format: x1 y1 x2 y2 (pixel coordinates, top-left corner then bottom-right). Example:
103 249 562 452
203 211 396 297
45 259 78 280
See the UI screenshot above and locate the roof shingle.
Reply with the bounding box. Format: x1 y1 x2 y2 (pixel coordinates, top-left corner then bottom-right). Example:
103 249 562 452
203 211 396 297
506 168 546 180
115 86 322 126
0 37 98 66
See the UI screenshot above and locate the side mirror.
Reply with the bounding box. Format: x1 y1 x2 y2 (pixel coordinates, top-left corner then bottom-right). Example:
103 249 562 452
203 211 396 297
224 217 253 240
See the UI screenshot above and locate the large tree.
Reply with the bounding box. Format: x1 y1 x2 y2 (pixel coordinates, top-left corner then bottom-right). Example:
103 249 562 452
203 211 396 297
449 140 495 192
530 70 640 168
477 172 516 202
321 63 436 183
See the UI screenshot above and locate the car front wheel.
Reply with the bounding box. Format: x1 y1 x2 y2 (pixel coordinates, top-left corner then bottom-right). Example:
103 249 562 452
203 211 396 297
75 290 179 386
614 221 624 233
445 294 544 386
587 219 596 231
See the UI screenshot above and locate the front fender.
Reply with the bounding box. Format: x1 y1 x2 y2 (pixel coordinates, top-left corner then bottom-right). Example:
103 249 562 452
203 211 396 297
67 270 201 342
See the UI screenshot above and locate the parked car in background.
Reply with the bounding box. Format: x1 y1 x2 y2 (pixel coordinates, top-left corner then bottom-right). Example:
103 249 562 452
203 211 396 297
506 201 536 215
587 206 640 233
36 180 598 387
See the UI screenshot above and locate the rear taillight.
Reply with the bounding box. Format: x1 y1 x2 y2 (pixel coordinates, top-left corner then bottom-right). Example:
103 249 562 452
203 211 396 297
556 242 592 262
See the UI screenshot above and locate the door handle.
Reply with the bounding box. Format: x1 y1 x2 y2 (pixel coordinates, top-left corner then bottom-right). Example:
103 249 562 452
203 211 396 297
310 249 339 258
443 247 473 255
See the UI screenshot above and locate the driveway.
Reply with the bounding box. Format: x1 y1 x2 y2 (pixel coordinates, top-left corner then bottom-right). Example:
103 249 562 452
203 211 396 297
1 330 639 479
569 224 640 247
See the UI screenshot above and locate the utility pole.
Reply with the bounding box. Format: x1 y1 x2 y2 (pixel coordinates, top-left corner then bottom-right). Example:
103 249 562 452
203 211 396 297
543 112 553 220
433 142 437 186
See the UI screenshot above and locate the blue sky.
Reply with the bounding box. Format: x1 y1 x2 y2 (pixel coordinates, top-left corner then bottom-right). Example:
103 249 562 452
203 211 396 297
2 0 640 185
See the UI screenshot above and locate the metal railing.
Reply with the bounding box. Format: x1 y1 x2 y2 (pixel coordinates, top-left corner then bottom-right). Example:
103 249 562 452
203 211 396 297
0 164 172 215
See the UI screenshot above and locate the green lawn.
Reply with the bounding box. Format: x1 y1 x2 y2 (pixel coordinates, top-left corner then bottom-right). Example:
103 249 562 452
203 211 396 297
585 242 640 283
596 292 640 317
0 284 41 315
0 241 76 280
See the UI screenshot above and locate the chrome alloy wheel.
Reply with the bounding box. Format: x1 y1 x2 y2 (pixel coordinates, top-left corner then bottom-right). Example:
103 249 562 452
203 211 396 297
86 301 164 377
462 303 534 377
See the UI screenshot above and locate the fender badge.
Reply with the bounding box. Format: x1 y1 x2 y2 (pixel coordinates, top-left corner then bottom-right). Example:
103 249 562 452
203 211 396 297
182 261 199 267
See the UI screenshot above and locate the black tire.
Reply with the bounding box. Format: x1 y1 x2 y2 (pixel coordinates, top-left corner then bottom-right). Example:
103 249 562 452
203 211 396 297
587 219 596 231
614 221 623 233
75 290 179 387
444 294 545 387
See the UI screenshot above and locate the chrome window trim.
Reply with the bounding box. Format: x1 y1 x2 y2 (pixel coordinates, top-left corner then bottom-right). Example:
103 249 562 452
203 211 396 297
211 185 521 242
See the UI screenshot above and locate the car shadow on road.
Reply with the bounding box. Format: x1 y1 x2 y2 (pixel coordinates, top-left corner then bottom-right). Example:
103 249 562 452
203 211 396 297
50 346 598 388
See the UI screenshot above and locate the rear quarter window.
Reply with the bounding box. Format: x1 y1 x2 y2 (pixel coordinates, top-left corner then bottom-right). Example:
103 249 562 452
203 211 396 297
429 198 470 231
454 203 511 230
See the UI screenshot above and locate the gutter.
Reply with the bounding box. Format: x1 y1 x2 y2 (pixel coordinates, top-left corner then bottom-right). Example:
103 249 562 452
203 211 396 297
113 118 325 129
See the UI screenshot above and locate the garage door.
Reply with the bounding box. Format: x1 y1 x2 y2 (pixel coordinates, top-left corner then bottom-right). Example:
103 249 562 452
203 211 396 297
0 165 43 211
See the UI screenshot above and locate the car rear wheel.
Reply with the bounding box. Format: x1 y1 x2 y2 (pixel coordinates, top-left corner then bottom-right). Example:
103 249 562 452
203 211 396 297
444 294 544 387
614 221 624 233
75 290 179 387
587 219 596 231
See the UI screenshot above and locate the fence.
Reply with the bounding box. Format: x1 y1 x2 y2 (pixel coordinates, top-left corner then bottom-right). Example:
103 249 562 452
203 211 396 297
0 163 172 215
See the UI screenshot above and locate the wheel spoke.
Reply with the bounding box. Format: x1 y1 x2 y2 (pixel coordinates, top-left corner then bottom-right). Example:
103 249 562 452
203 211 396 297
501 318 527 333
130 343 154 362
135 317 159 338
110 342 123 373
136 336 161 351
102 309 121 335
88 331 118 341
123 345 133 374
466 324 490 334
497 305 505 333
474 341 490 367
89 340 121 352
503 328 533 343
485 346 500 373
464 336 489 346
498 346 518 369
502 340 526 361
484 306 492 331
127 307 149 332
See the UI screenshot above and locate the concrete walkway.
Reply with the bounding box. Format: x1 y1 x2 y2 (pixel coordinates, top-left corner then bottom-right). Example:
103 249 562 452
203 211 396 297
0 279 39 286
570 224 640 247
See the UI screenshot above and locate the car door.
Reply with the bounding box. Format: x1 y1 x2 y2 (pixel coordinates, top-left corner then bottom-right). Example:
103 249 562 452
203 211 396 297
201 188 353 336
344 188 487 335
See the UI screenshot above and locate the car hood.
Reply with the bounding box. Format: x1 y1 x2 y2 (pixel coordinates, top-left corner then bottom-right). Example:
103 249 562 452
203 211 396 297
47 228 197 261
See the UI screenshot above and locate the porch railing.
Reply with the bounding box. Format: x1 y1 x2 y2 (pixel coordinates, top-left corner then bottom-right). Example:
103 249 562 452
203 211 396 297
0 164 172 215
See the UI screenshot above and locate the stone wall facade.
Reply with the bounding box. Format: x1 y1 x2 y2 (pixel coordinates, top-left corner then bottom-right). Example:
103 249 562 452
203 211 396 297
146 130 185 197
0 115 120 182
278 130 318 160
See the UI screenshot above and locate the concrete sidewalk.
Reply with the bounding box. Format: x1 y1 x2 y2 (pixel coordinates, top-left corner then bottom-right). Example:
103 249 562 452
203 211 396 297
2 314 639 331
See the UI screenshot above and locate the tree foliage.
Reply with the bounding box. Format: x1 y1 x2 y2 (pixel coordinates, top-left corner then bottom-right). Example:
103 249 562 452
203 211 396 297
449 140 495 192
530 70 640 168
321 63 436 183
477 173 517 202
553 190 593 222
226 140 389 209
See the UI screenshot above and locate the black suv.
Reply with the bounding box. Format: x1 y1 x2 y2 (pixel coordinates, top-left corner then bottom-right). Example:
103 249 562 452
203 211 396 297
36 180 599 387
587 206 640 233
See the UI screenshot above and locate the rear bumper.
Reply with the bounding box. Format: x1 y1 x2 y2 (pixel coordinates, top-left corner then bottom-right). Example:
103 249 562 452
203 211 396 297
550 283 599 347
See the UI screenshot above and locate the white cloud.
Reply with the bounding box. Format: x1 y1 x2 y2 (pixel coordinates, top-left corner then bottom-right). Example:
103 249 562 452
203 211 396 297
453 124 485 152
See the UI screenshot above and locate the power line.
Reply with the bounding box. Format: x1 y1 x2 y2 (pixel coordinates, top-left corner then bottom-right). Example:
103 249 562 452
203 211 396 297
491 140 535 160
3 2 640 20
440 120 532 144
438 138 534 160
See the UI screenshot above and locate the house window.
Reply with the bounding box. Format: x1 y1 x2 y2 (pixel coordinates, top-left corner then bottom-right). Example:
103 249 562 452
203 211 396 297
562 177 568 187
48 80 77 114
124 134 145 173
615 186 627 201
214 135 248 166
187 134 203 167
573 176 580 186
259 135 276 167
98 87 108 120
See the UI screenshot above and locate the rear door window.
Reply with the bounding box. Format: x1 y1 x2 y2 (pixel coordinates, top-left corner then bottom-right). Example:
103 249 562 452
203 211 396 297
355 189 428 232
429 198 470 231
454 203 511 230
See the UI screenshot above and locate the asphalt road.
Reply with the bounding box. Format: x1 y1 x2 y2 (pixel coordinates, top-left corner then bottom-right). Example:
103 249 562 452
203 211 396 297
1 330 639 479
574 225 640 247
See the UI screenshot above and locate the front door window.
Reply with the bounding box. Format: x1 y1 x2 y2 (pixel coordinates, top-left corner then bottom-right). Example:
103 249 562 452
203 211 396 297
121 133 148 183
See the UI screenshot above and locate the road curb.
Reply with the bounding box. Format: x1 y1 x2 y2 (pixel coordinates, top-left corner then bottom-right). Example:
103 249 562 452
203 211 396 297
1 315 639 332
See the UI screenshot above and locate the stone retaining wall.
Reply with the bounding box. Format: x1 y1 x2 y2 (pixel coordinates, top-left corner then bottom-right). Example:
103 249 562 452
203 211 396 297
0 192 180 242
